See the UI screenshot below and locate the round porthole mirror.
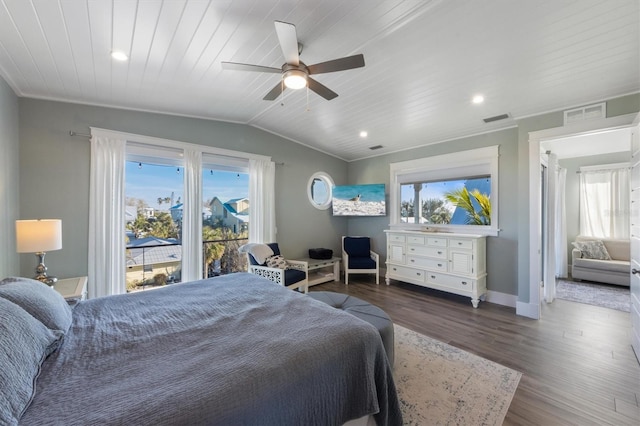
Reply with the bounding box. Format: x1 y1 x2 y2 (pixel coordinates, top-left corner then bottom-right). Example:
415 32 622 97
307 172 334 210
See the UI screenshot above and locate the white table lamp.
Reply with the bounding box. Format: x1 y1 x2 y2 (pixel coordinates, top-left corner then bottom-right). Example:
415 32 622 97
16 219 62 285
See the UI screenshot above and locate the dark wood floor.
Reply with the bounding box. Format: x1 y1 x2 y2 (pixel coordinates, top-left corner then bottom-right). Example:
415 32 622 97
309 276 640 425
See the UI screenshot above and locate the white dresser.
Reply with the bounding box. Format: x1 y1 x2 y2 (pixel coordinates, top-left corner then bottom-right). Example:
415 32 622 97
385 230 487 308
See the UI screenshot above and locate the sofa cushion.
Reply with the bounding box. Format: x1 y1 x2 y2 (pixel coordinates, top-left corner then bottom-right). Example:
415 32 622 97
573 257 629 274
575 236 629 261
572 240 611 260
602 239 630 261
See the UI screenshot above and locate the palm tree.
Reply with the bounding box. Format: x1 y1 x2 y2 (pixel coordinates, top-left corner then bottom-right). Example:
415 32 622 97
202 226 226 277
444 188 491 225
422 198 451 224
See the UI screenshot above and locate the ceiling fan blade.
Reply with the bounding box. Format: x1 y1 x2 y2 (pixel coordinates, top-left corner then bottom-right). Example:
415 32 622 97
307 54 365 75
274 21 299 66
221 62 281 73
307 77 338 100
263 81 285 101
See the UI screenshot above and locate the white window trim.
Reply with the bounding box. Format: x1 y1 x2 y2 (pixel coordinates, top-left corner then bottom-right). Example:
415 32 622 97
389 145 499 236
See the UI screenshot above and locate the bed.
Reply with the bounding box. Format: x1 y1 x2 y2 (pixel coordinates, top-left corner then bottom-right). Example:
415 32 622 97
0 273 402 425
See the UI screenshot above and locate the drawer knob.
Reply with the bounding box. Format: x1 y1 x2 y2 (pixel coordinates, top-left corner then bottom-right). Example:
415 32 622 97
458 242 463 245
461 281 467 285
393 268 397 271
437 251 442 254
416 273 421 276
437 263 442 267
431 275 436 279
410 248 415 251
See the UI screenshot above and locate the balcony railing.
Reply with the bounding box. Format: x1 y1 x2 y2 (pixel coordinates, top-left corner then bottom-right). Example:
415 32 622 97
125 236 248 292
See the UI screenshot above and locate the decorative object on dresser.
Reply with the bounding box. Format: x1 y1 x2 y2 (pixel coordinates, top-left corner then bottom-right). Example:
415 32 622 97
239 243 309 293
342 236 380 285
15 219 63 285
385 230 487 307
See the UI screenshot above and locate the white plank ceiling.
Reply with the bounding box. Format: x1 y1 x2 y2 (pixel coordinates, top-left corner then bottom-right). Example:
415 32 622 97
0 0 638 161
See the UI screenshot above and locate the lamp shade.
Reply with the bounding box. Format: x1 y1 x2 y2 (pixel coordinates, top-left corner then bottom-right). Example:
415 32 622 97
16 219 62 253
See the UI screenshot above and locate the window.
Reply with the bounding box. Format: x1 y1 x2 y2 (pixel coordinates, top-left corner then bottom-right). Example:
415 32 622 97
390 146 499 236
203 167 250 278
307 171 334 210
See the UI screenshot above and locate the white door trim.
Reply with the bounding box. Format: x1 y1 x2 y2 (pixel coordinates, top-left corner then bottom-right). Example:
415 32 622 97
524 113 638 319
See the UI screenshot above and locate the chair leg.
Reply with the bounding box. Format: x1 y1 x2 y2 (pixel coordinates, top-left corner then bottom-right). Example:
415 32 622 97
345 272 349 285
375 270 379 285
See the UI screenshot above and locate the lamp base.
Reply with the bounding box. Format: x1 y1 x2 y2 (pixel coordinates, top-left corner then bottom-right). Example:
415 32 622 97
34 252 57 286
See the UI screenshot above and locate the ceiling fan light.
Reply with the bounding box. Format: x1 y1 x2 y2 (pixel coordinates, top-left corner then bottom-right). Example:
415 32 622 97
283 70 307 89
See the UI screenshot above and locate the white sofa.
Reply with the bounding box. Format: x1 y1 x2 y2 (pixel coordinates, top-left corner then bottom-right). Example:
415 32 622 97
571 236 630 287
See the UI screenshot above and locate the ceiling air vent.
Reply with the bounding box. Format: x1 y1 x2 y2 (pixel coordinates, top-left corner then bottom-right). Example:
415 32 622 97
483 113 510 123
369 145 383 150
563 102 606 125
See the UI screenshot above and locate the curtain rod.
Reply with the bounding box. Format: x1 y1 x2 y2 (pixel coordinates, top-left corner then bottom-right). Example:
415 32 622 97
70 130 284 165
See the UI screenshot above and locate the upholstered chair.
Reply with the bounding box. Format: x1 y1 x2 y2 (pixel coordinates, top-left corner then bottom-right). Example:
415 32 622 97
342 236 379 285
243 243 309 293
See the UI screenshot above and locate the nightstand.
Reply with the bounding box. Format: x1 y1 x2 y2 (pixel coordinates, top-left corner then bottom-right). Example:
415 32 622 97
53 276 88 304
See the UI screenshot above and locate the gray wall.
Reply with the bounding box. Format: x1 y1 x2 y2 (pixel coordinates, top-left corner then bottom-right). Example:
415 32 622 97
559 151 631 264
18 98 348 279
347 128 519 296
0 77 20 278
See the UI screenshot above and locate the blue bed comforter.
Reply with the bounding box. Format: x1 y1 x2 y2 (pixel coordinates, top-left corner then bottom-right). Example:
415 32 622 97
21 273 402 425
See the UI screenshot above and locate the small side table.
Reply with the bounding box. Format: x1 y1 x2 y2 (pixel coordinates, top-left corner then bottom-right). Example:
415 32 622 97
296 257 341 287
53 276 88 305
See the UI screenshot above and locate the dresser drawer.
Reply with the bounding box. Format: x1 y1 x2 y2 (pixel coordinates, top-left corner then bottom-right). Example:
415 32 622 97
426 237 447 247
426 272 475 292
407 245 447 258
388 234 406 243
388 265 426 283
449 238 473 250
407 235 425 245
407 256 447 271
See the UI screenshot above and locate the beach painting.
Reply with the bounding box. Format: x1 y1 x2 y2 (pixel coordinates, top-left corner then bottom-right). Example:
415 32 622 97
332 183 386 216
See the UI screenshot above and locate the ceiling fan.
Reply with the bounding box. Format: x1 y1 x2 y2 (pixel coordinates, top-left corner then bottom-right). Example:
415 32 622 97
221 21 365 101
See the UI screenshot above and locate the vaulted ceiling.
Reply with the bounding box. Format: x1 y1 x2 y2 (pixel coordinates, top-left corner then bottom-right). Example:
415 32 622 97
0 0 638 161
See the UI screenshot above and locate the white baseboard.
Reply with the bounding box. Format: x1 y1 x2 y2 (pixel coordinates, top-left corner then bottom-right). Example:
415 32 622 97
484 290 517 308
516 301 540 319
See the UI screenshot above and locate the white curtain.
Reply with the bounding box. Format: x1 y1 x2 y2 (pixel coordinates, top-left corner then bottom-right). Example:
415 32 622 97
579 166 630 239
249 159 276 243
555 167 568 278
182 148 202 282
88 133 126 298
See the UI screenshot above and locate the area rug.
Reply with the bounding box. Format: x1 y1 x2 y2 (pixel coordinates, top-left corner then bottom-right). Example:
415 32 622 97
393 324 522 425
555 279 630 312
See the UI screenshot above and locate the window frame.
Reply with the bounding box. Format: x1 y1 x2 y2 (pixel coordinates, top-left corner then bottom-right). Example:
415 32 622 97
389 145 500 236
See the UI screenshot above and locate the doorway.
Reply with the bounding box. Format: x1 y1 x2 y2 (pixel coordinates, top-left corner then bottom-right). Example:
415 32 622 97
527 113 638 319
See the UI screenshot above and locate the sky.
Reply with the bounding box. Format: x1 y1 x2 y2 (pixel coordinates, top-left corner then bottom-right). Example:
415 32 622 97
125 161 249 209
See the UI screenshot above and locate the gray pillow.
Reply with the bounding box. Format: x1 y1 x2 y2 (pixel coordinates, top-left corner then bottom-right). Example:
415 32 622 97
571 240 611 260
0 298 63 425
0 277 73 333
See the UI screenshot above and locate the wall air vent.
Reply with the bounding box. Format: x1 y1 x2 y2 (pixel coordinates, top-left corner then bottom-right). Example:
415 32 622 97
369 145 383 150
563 102 606 125
482 113 510 123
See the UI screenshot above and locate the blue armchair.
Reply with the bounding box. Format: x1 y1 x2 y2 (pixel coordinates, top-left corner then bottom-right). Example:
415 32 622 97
342 236 380 285
244 243 309 293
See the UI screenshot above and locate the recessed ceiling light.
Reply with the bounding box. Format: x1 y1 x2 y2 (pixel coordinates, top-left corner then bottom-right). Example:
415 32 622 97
472 95 484 104
359 131 368 138
111 50 128 61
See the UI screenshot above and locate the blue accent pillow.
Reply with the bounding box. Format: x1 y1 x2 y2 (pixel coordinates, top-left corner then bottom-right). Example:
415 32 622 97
344 237 371 257
0 298 63 425
0 277 73 333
